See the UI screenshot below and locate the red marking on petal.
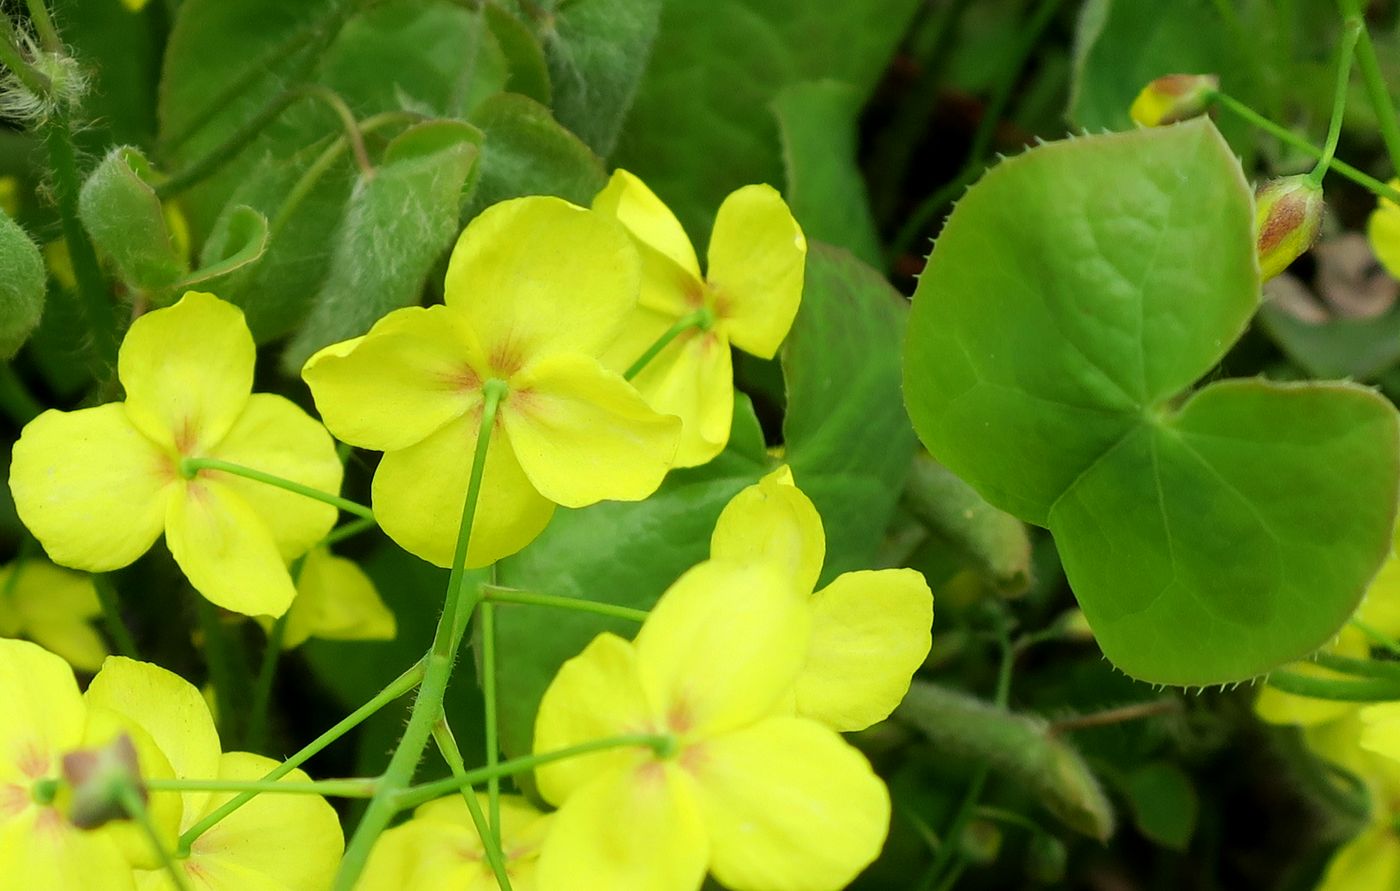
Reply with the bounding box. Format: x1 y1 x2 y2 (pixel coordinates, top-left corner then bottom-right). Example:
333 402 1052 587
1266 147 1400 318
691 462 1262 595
0 784 29 819
17 741 49 779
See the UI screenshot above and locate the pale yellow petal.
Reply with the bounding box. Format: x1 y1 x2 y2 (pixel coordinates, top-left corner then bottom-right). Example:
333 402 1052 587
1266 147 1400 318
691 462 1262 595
119 292 254 452
6 561 107 672
302 305 485 452
372 414 554 568
166 480 297 618
709 472 825 595
443 196 641 364
627 326 733 468
1317 826 1400 891
636 560 809 737
534 633 656 806
504 354 680 508
10 405 173 572
705 185 806 359
206 394 342 560
1369 180 1400 281
593 170 701 279
0 638 85 786
282 549 396 649
691 717 890 891
795 569 933 732
535 765 708 891
0 808 137 891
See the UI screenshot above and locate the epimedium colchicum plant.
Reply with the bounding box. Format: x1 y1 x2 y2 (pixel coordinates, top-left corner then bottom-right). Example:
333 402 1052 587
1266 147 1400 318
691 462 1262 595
6 0 1400 889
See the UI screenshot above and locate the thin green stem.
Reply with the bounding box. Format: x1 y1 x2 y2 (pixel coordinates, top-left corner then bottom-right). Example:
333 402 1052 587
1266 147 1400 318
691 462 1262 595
1313 652 1400 683
120 785 193 891
93 574 138 658
1309 16 1361 187
1212 90 1400 204
1350 14 1400 173
1351 617 1400 657
21 0 60 52
481 585 649 623
179 659 425 851
181 456 374 521
151 777 376 797
0 17 52 97
399 734 674 811
333 380 507 891
481 600 502 845
299 84 374 178
0 364 42 425
624 309 713 380
973 804 1043 835
432 720 514 891
1267 669 1400 701
323 515 378 547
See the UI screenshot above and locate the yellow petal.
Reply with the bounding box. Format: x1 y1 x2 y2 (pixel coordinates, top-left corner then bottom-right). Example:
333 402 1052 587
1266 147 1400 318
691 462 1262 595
636 560 809 737
709 471 825 595
534 633 656 806
282 549 396 649
504 354 680 508
536 764 708 891
627 325 733 468
119 292 254 453
691 716 890 891
593 170 701 280
1361 701 1400 765
10 404 172 572
1369 179 1400 281
705 185 806 359
85 656 222 824
0 638 85 786
302 305 484 452
1357 533 1400 639
1317 826 1400 891
165 480 297 617
357 820 421 890
5 561 108 672
0 808 137 891
796 569 933 732
372 414 554 568
1255 627 1370 727
169 752 344 890
80 706 182 871
413 792 550 854
364 794 550 890
443 196 641 365
206 393 342 561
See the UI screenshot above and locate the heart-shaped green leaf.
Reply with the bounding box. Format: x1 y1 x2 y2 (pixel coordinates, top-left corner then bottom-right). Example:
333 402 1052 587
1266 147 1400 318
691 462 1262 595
903 120 1400 685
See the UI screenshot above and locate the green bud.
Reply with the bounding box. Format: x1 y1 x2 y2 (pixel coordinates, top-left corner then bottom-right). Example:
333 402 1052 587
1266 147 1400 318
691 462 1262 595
1026 833 1068 883
1255 175 1325 281
0 206 45 358
958 818 1003 864
1130 74 1219 127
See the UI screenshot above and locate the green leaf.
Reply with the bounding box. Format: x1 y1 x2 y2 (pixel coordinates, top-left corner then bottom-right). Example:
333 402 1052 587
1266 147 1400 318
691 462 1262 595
784 244 917 581
77 147 187 293
1121 761 1198 850
615 0 921 237
466 93 607 214
1258 301 1400 382
485 4 553 106
283 120 480 372
0 209 45 359
772 80 882 267
53 0 160 148
897 681 1116 840
493 395 770 760
902 120 1400 685
184 205 271 290
536 0 662 157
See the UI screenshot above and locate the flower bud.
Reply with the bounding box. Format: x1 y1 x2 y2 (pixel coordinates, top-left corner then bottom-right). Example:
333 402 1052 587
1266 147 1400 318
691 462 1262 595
1255 176 1325 281
1130 74 1219 127
60 733 145 829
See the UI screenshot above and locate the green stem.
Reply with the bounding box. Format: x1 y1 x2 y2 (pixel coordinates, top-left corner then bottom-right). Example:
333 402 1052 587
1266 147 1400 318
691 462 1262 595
432 720 514 891
297 84 374 178
1348 10 1400 173
120 785 193 891
93 574 138 658
21 0 60 52
1212 90 1400 203
45 114 118 368
1267 668 1400 701
481 585 649 624
0 17 52 97
1309 15 1361 187
481 600 502 845
399 734 674 811
1313 652 1400 683
323 515 379 547
1351 617 1400 657
624 309 713 381
181 456 374 521
333 380 507 891
179 658 425 851
973 804 1043 835
150 777 377 797
0 364 42 425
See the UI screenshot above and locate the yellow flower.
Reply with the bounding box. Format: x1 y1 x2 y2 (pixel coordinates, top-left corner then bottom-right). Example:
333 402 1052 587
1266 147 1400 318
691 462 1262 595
710 467 934 731
532 558 890 891
272 548 396 649
1368 178 1400 280
0 559 108 672
1303 714 1400 891
303 196 680 568
592 170 806 468
9 292 343 618
82 656 344 890
359 794 550 890
0 639 138 890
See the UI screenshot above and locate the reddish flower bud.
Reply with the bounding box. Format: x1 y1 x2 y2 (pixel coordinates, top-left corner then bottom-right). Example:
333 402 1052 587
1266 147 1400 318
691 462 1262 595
1130 74 1219 127
60 733 145 829
1255 176 1326 281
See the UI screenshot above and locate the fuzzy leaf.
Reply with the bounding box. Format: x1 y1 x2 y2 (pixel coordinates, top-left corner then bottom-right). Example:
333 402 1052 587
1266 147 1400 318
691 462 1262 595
78 147 187 292
466 93 607 214
0 209 45 359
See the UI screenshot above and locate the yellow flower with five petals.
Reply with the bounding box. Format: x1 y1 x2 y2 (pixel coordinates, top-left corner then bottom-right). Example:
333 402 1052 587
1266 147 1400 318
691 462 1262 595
303 196 681 568
593 170 806 468
0 559 109 672
532 558 890 891
9 292 343 618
